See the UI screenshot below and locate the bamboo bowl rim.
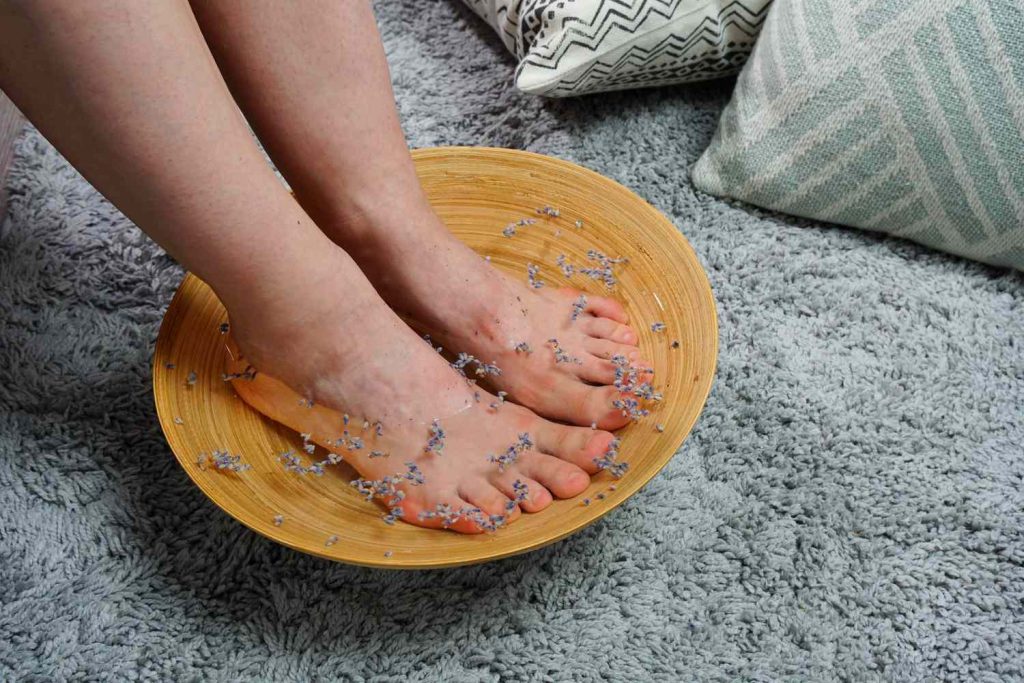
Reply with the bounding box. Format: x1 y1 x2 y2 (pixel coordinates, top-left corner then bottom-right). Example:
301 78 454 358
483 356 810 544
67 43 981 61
153 147 718 569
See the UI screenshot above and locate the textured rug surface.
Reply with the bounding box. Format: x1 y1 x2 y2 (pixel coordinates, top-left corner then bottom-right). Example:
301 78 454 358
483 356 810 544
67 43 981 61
1 2 1022 680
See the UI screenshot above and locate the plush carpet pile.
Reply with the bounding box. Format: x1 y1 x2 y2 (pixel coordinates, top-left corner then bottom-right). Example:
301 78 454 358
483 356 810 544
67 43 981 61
1 2 1021 680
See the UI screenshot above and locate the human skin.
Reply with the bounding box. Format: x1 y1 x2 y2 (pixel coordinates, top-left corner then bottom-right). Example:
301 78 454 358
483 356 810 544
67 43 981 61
0 0 643 531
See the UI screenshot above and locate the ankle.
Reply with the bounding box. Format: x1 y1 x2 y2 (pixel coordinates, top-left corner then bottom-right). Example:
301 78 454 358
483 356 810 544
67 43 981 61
301 184 440 258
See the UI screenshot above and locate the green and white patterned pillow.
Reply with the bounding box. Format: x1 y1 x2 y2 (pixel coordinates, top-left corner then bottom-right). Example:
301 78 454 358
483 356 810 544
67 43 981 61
461 0 773 97
692 0 1024 270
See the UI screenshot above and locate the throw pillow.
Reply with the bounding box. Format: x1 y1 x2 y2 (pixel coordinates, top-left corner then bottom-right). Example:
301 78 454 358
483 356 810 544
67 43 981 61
462 0 773 97
692 0 1024 270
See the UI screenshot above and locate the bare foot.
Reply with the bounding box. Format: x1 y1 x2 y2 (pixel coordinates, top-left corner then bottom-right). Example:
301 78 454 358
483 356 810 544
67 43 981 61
335 207 650 430
223 251 616 533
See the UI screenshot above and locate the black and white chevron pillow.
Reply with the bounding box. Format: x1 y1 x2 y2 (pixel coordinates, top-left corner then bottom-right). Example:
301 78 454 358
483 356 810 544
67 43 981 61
461 0 773 97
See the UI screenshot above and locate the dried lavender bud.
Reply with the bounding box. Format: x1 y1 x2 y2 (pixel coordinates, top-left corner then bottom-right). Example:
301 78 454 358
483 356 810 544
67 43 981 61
369 450 388 458
656 424 665 433
514 342 533 354
196 453 207 470
527 263 544 289
474 361 502 377
418 503 508 532
298 397 314 408
536 206 560 217
487 433 533 471
304 443 316 455
382 507 403 525
579 249 627 289
633 382 660 401
547 338 581 364
488 390 508 411
453 353 500 378
325 535 339 547
343 414 350 425
186 371 198 387
208 449 251 472
596 492 606 500
651 322 667 333
425 419 446 454
671 340 680 349
590 422 597 430
612 354 641 393
173 417 184 425
502 224 517 238
582 498 591 506
219 322 229 334
384 550 393 558
574 219 584 229
374 421 384 437
451 352 476 375
512 479 529 503
278 449 339 476
571 294 588 322
613 396 650 421
404 462 425 485
221 367 257 381
165 362 176 370
351 465 420 513
556 254 575 278
593 438 629 478
273 514 284 526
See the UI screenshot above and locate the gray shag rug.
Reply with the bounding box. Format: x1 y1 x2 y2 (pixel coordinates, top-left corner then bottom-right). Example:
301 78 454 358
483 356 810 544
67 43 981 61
2 2 1022 680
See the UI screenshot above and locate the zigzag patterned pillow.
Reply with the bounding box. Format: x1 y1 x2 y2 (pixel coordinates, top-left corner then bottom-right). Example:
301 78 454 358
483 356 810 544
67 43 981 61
461 0 772 97
692 0 1024 270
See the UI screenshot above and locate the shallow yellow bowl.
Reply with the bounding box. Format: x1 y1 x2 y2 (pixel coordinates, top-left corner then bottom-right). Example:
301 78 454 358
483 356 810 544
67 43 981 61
153 147 717 569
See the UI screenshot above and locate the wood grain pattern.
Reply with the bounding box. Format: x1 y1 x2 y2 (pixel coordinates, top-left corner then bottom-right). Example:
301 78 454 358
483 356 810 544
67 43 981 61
0 91 25 222
152 147 718 569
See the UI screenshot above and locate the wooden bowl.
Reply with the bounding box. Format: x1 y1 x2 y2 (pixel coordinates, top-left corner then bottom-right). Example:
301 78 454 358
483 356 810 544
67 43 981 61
153 147 717 569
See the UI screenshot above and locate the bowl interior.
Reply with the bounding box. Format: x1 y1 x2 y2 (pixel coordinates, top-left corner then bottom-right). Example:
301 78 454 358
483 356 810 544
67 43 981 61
152 147 718 569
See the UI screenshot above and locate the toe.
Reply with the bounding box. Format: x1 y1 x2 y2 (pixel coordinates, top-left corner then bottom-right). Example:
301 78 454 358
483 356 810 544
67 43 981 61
532 420 617 474
558 287 629 324
517 450 591 499
575 354 617 385
459 479 521 520
402 495 486 535
583 317 638 345
583 338 645 363
534 377 631 430
584 294 629 324
492 473 552 512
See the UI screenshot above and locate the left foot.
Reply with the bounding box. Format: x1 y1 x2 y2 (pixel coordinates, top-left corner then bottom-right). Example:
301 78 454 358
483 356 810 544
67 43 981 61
328 203 650 430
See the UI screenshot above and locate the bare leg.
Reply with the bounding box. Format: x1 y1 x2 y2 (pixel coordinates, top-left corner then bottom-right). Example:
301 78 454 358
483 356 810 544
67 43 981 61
191 1 647 429
0 0 607 531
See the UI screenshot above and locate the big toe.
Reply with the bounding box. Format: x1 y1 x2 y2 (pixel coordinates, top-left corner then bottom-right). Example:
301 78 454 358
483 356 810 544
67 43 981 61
528 376 631 430
582 316 638 345
533 419 617 474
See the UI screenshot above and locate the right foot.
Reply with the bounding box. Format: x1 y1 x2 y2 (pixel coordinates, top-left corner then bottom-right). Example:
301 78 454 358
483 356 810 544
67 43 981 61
222 250 616 533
